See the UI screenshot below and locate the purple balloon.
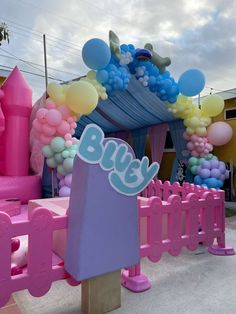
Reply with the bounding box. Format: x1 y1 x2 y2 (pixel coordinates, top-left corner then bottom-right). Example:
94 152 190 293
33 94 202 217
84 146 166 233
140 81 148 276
64 173 72 187
200 168 211 178
219 163 226 173
210 159 219 169
219 174 226 181
210 168 221 179
59 186 71 197
201 160 211 169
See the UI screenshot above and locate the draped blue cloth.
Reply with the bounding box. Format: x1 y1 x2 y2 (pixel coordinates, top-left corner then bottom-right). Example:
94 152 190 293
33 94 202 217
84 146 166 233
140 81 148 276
131 127 148 160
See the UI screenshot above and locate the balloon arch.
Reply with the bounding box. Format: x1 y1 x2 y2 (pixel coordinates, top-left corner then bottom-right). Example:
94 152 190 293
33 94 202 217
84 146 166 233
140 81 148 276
32 30 232 196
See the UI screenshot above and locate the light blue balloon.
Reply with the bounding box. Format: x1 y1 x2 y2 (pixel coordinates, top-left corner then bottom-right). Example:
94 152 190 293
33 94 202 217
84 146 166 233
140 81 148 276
82 38 111 70
178 69 205 97
50 137 65 153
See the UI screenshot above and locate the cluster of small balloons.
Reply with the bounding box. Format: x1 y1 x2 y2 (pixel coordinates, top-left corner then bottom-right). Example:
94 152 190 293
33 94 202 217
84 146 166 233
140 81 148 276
57 173 72 197
33 99 77 145
193 157 229 189
183 132 213 158
42 136 78 176
96 64 131 92
135 63 179 103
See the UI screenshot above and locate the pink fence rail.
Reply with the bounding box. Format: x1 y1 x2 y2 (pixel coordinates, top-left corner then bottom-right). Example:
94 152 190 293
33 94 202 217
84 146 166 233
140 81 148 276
0 207 74 308
122 181 234 292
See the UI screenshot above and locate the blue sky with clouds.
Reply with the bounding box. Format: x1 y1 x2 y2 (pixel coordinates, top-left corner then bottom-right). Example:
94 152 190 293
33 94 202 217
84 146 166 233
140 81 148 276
0 0 236 102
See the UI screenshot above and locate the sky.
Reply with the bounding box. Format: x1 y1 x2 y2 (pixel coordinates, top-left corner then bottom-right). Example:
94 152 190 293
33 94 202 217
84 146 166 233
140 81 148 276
0 0 236 102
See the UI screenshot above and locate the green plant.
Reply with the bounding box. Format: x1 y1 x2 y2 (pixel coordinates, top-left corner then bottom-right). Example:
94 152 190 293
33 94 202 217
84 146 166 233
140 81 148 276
0 22 10 46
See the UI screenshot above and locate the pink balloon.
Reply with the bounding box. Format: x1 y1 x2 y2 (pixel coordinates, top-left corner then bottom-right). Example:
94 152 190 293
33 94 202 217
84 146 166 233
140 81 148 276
191 150 199 157
36 108 48 120
45 99 56 109
191 134 198 142
207 122 233 146
33 119 43 132
57 105 72 119
187 142 194 150
183 132 190 140
57 120 71 135
45 109 62 126
39 134 52 145
42 124 56 136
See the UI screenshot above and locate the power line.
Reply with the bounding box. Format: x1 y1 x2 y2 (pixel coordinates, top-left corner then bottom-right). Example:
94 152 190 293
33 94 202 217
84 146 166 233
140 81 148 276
0 16 83 49
7 24 83 53
9 30 81 58
205 86 236 96
10 0 108 38
0 53 81 77
0 64 64 82
0 47 63 81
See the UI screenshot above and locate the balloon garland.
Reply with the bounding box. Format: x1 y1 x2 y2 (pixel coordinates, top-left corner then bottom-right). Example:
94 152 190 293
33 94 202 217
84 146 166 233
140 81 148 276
168 69 232 189
32 30 233 196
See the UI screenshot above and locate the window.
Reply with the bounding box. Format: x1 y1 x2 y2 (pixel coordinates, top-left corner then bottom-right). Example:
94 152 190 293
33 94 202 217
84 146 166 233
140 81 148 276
224 108 236 120
164 131 175 152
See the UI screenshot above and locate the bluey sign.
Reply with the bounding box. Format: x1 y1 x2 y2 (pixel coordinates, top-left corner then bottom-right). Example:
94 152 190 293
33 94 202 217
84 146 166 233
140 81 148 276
77 124 159 196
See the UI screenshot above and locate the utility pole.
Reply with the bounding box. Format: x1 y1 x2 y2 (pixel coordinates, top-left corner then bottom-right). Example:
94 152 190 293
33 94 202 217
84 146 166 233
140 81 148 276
43 34 48 89
43 34 55 197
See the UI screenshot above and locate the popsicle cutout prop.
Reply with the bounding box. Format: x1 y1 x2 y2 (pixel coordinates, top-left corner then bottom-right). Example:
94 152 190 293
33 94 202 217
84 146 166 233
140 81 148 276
65 124 159 313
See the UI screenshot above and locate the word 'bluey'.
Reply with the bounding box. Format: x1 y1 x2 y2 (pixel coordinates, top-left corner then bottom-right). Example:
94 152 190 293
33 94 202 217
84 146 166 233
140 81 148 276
77 124 159 196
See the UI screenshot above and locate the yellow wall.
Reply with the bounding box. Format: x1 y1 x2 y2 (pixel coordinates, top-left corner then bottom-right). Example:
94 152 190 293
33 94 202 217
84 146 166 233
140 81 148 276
213 98 236 165
0 76 6 86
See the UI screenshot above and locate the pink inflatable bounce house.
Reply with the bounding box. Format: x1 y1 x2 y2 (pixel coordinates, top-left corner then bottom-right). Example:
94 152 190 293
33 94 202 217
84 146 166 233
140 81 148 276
0 66 41 205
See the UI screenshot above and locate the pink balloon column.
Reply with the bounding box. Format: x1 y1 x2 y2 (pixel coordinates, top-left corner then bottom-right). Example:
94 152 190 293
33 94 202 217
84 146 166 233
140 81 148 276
32 98 78 197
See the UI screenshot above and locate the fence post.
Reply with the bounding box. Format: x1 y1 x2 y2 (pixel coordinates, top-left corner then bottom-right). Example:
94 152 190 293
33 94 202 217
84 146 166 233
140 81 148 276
0 212 12 307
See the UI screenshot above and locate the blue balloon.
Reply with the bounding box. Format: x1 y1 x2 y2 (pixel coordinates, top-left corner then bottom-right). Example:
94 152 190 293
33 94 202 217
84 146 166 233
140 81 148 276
207 178 218 188
96 70 109 84
178 69 205 97
194 175 202 185
82 38 111 70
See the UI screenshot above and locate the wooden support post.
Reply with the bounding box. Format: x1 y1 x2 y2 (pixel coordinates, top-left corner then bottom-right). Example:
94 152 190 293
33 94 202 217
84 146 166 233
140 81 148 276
81 270 121 314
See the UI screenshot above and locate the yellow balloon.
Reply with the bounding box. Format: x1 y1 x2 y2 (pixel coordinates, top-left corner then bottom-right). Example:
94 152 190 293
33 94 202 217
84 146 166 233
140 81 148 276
66 81 98 115
196 126 207 137
47 82 65 105
201 95 224 117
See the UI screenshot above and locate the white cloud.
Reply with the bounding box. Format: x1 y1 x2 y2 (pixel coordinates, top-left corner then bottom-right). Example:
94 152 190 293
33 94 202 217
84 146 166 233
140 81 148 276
0 0 236 101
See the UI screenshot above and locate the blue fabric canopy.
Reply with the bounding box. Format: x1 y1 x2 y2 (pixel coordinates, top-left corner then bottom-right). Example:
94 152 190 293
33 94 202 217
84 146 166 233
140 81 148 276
75 77 178 137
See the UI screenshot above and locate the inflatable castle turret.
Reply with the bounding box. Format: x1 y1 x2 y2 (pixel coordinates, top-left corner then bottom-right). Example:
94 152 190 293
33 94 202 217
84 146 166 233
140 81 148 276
0 66 41 203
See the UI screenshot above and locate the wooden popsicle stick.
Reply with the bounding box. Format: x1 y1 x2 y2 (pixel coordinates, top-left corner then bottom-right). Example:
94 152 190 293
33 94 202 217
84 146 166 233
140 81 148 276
81 270 121 314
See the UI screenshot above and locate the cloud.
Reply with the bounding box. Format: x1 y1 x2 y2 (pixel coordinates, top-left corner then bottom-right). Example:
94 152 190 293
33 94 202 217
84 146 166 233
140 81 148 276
1 0 236 101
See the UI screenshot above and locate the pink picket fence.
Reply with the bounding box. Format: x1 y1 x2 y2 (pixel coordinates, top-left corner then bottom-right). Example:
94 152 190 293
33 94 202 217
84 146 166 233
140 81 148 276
0 207 79 308
0 180 234 306
121 180 234 292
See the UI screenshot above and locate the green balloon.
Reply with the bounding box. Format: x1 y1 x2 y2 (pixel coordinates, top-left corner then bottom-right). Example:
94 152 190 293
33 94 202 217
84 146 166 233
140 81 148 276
50 137 65 153
57 164 66 176
188 157 198 167
69 150 76 158
199 157 206 164
62 150 70 158
42 145 54 158
191 165 198 175
63 157 74 173
54 153 64 163
46 157 57 168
